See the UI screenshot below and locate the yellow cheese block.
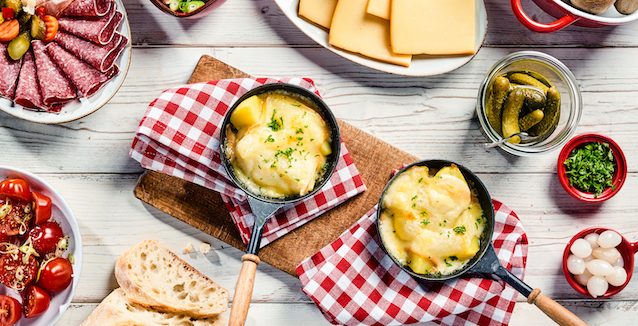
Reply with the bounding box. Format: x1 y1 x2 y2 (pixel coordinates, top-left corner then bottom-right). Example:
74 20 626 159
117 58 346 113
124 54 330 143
366 0 390 20
391 0 476 55
298 0 339 29
329 0 411 67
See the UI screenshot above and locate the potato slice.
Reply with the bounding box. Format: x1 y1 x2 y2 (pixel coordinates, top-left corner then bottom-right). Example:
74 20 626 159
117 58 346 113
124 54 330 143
320 140 332 156
408 251 434 274
230 95 262 128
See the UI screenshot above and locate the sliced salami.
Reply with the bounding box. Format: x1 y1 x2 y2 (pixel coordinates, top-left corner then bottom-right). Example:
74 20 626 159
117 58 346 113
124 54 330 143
0 43 22 100
14 51 48 111
46 42 118 97
54 30 128 72
58 3 123 45
32 40 77 106
62 0 111 16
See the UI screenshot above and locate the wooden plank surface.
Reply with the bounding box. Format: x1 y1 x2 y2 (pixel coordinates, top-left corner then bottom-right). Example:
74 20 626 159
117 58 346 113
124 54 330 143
134 55 417 276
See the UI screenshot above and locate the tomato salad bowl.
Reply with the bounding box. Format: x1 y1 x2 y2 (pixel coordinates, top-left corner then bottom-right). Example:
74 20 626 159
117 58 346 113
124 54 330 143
0 166 81 326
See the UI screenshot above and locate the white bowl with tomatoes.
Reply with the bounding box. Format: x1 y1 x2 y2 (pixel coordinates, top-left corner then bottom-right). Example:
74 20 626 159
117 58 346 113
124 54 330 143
0 167 81 326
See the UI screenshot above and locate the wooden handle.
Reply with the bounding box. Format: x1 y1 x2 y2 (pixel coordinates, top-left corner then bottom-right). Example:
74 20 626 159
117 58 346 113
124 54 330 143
228 254 261 326
528 289 588 326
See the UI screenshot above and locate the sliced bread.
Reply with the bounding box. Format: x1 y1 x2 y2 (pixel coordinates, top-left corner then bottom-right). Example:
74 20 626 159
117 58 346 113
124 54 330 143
115 239 229 318
80 288 227 326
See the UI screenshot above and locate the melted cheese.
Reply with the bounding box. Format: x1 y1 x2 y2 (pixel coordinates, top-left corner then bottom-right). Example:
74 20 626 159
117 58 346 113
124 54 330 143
328 0 411 67
228 92 331 198
379 165 486 275
390 0 476 55
299 0 339 29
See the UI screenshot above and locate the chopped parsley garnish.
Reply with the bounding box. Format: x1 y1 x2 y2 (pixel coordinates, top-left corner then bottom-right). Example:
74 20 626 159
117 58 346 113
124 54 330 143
264 135 275 143
411 195 418 201
291 104 301 107
296 137 303 141
295 178 300 181
419 211 427 216
449 256 458 261
563 141 616 197
453 226 466 235
418 178 423 183
267 109 283 131
296 128 304 134
421 219 430 227
444 259 452 267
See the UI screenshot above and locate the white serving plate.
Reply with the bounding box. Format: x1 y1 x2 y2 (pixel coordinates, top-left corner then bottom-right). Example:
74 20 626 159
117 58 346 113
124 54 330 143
0 166 82 326
0 0 132 124
273 0 487 76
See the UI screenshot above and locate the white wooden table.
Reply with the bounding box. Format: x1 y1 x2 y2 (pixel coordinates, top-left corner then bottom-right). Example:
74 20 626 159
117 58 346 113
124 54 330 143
0 0 636 324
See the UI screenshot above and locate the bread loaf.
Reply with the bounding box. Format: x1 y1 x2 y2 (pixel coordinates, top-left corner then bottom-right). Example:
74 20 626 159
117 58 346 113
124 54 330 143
115 239 229 318
80 288 227 326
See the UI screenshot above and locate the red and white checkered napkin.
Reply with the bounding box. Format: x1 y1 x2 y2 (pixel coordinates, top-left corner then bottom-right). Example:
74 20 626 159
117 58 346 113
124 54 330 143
129 77 367 247
296 200 528 326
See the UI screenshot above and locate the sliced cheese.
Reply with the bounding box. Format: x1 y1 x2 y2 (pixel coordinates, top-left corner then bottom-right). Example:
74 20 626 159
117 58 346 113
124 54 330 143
329 0 411 67
366 0 390 20
298 0 339 29
391 0 476 55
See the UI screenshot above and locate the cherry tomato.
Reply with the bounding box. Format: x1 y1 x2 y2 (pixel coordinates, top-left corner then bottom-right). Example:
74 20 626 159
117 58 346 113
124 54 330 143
22 284 50 318
36 257 72 293
0 251 38 291
31 192 51 225
0 179 31 202
0 295 20 326
0 200 33 237
29 222 63 255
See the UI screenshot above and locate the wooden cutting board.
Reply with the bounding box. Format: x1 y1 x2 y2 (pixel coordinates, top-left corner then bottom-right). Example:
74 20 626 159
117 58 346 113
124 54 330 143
133 55 417 277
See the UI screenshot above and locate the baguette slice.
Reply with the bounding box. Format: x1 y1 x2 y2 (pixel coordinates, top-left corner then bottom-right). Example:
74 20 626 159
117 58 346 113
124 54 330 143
115 240 229 318
80 288 227 326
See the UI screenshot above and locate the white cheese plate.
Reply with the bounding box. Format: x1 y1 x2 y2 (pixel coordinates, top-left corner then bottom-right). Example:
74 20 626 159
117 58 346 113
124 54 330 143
274 0 487 76
0 0 131 124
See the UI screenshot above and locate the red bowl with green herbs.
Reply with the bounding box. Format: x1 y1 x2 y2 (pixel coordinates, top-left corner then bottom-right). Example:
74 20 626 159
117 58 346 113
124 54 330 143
149 0 227 18
557 133 627 203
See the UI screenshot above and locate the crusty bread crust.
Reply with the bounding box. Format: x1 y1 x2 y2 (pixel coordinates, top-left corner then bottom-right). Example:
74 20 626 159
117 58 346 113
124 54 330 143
115 240 229 318
80 289 227 326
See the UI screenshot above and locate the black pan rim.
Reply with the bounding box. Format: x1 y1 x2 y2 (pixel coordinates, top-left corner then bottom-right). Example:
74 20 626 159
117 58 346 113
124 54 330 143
375 159 496 281
219 82 341 205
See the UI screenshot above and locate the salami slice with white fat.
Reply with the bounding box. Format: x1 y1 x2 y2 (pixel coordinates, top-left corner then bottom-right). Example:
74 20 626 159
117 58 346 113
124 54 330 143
46 42 118 97
32 40 77 106
54 30 127 72
14 51 48 111
62 0 111 16
0 43 21 100
58 3 123 45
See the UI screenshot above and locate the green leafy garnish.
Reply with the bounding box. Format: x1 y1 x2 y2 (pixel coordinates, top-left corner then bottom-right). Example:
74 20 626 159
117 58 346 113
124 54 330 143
267 109 283 131
444 259 452 267
563 141 616 197
421 219 430 227
264 135 275 143
453 226 466 235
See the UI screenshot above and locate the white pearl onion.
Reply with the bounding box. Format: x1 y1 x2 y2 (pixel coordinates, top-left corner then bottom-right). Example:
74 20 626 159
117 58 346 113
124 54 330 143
571 239 593 258
592 247 622 264
598 230 622 249
586 259 616 276
574 269 593 286
587 276 609 298
584 233 600 249
567 255 586 275
606 267 628 287
613 256 624 268
583 255 594 262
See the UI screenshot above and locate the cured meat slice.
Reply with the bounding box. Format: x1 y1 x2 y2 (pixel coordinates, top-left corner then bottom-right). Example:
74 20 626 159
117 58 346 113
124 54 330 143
46 42 118 97
58 3 123 45
32 40 77 106
62 0 111 16
35 0 77 18
0 43 21 100
14 51 48 111
54 30 128 72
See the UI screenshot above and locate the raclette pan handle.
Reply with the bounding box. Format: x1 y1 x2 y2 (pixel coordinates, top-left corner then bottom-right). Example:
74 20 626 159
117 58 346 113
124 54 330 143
229 199 281 326
475 245 587 326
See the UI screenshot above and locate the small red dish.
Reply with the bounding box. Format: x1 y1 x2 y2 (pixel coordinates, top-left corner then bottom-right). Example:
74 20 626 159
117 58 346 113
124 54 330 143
149 0 227 19
557 133 627 203
563 227 637 298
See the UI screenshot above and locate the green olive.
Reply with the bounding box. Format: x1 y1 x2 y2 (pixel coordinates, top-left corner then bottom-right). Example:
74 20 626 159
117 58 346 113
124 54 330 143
7 31 31 61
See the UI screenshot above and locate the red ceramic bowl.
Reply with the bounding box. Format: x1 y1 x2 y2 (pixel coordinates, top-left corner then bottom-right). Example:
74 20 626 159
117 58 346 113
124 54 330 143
511 0 638 32
149 0 227 19
563 227 637 298
557 133 627 203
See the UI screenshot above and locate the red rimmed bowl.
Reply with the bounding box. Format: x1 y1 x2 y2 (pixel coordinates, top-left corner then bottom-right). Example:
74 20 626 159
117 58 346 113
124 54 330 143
511 0 638 33
149 0 227 19
563 227 637 298
557 133 627 203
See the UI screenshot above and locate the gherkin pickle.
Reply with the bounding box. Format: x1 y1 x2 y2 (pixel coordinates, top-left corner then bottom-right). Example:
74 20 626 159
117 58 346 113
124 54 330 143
501 88 525 144
519 109 544 131
508 72 549 94
16 11 31 25
520 87 546 111
528 86 561 136
7 30 31 60
486 76 510 135
30 15 46 40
